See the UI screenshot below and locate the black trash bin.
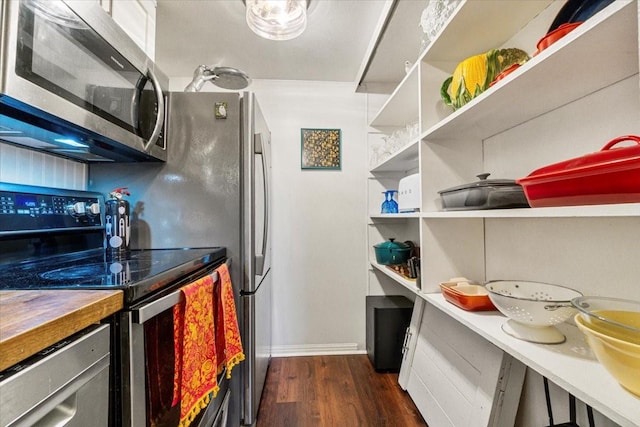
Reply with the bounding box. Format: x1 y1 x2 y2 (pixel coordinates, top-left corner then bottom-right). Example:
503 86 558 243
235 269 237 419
365 295 413 372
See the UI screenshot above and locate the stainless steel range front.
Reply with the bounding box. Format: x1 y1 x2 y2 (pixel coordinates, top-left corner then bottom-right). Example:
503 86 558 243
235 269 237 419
0 182 229 427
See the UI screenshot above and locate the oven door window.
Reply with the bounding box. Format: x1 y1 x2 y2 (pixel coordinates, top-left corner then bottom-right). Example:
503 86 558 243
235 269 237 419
144 308 180 426
15 0 158 140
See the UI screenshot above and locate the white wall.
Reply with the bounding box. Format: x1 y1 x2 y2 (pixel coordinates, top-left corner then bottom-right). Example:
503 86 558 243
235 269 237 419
171 77 371 355
250 80 370 355
253 80 369 355
0 143 87 189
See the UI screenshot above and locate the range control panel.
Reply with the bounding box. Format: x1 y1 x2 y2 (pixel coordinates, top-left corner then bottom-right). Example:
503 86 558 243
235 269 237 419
0 184 104 234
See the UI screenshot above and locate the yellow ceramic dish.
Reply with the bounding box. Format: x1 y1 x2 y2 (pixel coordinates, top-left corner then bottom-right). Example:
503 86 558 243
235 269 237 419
575 314 640 396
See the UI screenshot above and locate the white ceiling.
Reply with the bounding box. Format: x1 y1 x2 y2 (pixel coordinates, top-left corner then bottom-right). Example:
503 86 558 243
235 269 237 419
154 0 426 91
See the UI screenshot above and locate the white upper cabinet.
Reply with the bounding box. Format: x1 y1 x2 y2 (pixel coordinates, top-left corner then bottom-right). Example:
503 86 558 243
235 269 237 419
99 0 157 60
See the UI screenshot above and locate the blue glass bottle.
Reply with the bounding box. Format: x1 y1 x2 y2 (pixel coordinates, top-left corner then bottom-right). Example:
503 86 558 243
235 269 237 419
381 190 399 214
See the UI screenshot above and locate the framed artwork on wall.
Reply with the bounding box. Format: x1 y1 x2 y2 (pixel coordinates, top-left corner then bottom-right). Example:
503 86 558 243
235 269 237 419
300 128 341 170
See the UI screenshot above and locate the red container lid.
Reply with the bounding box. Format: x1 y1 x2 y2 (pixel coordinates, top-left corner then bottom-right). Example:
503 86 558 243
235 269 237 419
518 135 640 184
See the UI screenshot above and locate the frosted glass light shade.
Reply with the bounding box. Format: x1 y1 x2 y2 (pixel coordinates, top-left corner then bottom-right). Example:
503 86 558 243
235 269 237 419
246 0 307 41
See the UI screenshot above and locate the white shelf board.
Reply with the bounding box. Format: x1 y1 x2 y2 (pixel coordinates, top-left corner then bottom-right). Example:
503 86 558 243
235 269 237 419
370 212 421 219
422 203 640 218
370 140 419 173
370 67 419 129
423 0 552 63
423 1 638 142
370 261 420 295
421 293 640 427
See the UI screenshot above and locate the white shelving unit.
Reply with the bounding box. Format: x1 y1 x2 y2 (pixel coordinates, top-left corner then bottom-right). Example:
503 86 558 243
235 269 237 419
365 0 640 425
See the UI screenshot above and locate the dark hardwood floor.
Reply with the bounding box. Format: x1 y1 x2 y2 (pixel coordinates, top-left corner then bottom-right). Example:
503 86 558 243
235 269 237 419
256 355 427 427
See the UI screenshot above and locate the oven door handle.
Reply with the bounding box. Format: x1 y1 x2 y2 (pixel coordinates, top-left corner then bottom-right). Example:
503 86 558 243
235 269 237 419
133 288 185 324
132 259 230 324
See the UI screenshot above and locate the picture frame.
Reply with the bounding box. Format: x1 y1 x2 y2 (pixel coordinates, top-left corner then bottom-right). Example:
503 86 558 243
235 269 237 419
300 128 341 170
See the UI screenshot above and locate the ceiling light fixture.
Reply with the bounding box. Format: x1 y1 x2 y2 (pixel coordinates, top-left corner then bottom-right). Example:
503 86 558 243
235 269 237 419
245 0 308 41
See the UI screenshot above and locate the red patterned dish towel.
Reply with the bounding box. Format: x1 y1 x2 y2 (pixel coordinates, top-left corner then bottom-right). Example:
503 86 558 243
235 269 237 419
172 274 219 427
215 263 245 378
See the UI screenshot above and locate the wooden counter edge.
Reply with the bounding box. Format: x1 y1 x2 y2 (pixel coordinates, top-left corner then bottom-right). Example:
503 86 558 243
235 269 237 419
0 290 123 372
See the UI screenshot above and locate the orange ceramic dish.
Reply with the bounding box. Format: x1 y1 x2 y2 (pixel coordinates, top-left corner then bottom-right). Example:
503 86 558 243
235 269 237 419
439 282 496 311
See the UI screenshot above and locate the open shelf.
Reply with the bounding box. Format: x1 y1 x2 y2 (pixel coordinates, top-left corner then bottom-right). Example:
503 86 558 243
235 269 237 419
369 66 419 129
422 203 640 219
422 1 638 142
423 0 552 64
422 293 640 427
370 140 419 173
370 212 421 219
371 261 421 296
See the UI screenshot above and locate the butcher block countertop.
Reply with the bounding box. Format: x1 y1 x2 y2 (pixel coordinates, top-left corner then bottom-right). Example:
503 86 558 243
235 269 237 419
0 290 123 371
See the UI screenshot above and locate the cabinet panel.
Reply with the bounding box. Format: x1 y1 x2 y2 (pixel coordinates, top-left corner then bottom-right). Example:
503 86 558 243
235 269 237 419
108 0 156 59
407 303 524 427
399 298 424 389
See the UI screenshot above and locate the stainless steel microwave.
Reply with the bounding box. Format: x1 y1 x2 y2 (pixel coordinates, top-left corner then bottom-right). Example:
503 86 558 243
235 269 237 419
0 0 168 162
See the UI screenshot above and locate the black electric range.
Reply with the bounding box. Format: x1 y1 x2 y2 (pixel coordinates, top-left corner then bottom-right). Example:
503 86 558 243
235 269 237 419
0 183 226 304
0 247 226 304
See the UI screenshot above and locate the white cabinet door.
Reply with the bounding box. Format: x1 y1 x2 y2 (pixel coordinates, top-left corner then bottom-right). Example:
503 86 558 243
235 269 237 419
406 303 526 427
398 297 424 389
101 0 156 60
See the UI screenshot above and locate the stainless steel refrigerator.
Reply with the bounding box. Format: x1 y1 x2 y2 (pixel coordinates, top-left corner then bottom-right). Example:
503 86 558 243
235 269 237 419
89 91 272 426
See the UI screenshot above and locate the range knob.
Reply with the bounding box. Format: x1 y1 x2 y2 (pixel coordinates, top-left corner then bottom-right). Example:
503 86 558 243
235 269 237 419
66 201 87 217
87 202 101 216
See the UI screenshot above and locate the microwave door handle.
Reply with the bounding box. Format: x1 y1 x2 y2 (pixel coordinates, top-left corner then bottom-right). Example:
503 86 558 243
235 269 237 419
254 133 270 276
131 77 142 133
142 68 165 152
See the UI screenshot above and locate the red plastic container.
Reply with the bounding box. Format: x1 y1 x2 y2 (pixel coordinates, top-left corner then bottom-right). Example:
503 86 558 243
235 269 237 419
516 135 640 207
534 22 583 56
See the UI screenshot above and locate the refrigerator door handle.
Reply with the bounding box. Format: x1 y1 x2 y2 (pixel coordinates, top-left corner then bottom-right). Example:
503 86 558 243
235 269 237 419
254 132 270 276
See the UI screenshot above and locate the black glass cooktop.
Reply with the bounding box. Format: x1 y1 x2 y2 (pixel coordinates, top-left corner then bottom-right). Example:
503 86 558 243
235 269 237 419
0 247 226 304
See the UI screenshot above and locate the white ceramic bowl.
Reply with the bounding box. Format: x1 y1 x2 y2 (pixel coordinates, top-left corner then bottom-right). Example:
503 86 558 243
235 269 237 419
486 280 583 344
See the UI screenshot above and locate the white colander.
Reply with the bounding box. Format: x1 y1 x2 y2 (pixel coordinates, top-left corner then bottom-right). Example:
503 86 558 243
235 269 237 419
486 280 583 344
